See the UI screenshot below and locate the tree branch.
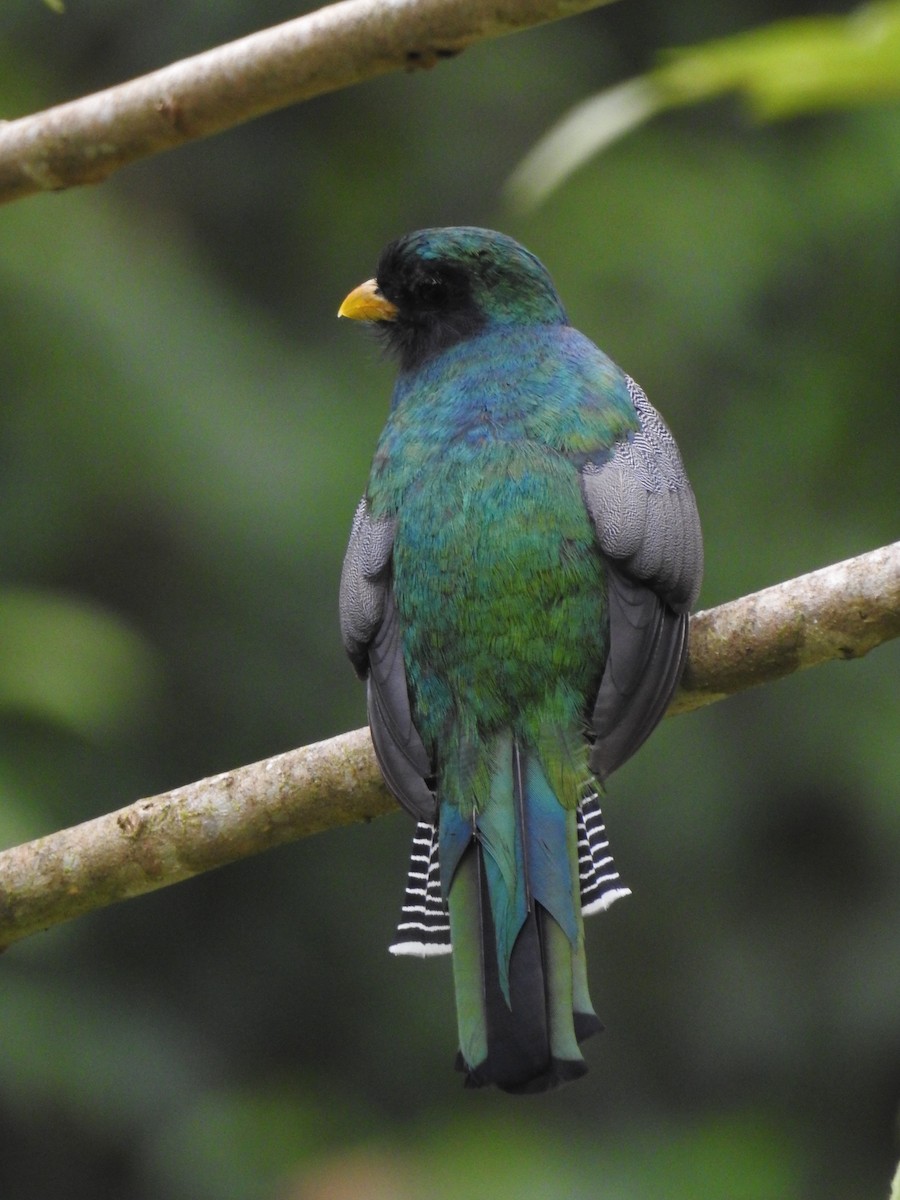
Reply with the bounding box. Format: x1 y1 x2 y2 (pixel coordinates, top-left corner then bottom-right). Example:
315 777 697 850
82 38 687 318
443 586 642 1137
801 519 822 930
0 0 615 207
669 540 900 715
0 542 896 952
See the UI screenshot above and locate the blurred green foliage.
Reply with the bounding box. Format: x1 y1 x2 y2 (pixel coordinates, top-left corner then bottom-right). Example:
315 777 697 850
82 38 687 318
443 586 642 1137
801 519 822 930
0 2 898 1198
657 0 900 116
0 587 159 737
510 0 900 206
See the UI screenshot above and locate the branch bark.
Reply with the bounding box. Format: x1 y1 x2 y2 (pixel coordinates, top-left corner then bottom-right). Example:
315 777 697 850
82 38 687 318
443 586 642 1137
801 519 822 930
0 541 897 952
0 0 615 207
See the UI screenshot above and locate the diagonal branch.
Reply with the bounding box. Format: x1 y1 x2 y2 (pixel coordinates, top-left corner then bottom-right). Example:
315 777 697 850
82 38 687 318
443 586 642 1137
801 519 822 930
669 540 900 714
0 0 615 207
0 541 897 952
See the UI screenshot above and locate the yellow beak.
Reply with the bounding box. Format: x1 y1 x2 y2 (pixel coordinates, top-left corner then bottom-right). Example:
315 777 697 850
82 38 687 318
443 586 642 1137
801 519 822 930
337 278 398 321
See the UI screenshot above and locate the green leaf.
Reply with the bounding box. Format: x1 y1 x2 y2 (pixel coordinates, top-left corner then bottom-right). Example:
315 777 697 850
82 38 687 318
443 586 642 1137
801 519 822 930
508 0 900 209
656 0 900 118
0 588 159 738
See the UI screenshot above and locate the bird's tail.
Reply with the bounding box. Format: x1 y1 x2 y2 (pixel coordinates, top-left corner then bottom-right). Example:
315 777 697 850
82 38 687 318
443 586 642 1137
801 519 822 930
449 843 598 1092
391 734 629 1093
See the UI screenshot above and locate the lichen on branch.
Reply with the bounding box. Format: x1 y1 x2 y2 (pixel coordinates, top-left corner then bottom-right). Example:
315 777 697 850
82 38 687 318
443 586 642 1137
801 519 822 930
0 0 616 206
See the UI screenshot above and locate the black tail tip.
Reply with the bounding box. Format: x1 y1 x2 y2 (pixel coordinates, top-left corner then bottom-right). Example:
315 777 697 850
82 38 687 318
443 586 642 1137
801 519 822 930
455 1051 592 1094
575 1012 604 1042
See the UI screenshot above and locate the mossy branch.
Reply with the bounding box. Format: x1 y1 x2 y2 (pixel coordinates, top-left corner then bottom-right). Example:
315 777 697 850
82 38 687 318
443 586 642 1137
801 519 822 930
0 0 616 206
0 541 897 953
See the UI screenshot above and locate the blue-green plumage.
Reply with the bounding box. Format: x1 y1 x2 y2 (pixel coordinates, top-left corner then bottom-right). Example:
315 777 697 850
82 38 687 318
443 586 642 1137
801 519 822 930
339 228 703 1092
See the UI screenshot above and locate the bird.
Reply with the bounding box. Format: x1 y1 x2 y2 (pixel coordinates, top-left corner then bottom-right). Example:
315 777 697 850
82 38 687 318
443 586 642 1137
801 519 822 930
338 227 702 1093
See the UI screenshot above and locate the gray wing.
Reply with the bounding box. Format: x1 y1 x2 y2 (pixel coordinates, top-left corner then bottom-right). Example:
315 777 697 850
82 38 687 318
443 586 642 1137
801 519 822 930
339 499 436 822
581 377 703 781
339 498 395 676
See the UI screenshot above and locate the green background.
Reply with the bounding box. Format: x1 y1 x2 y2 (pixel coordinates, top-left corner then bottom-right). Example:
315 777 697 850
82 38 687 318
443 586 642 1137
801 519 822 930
1 1 898 1197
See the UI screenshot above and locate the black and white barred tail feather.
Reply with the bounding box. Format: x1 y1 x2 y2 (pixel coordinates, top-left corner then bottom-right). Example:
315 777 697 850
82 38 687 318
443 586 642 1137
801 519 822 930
389 791 629 957
577 792 632 915
389 821 451 956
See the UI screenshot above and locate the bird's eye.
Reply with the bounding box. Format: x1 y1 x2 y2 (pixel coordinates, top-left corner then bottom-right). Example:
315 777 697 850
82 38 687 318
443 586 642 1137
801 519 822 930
416 274 450 308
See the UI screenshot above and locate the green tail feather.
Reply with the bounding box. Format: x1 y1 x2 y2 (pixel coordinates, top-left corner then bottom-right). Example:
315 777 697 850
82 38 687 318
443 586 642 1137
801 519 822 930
444 735 602 1093
446 845 489 1073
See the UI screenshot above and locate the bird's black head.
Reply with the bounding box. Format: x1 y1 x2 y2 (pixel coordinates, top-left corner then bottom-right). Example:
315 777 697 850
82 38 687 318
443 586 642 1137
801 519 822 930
339 227 568 372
